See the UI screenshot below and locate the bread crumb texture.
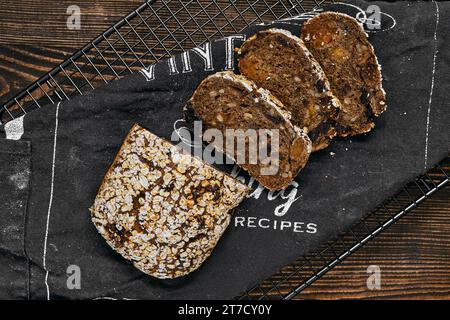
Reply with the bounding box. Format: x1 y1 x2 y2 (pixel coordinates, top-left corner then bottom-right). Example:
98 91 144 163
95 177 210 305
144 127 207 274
301 12 386 136
90 124 249 279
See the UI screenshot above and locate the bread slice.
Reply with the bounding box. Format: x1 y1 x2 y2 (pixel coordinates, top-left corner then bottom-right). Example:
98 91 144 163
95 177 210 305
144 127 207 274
238 28 342 151
186 71 312 190
301 12 387 136
90 124 249 279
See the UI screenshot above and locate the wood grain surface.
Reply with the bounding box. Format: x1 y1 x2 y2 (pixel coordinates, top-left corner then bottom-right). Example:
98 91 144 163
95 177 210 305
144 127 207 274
295 186 450 300
0 0 449 300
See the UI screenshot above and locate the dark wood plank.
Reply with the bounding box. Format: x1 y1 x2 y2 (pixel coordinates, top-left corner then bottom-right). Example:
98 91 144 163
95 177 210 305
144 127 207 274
0 0 449 300
0 0 145 46
294 186 450 300
0 0 320 46
0 45 72 103
0 0 323 109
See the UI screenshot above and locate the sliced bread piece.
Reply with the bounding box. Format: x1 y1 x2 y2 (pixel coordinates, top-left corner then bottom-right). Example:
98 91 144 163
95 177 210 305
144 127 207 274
186 71 312 190
238 28 342 151
90 124 249 279
301 12 387 136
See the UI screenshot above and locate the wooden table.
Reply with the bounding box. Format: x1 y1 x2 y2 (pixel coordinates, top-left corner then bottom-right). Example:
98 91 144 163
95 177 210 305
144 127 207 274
1 0 449 299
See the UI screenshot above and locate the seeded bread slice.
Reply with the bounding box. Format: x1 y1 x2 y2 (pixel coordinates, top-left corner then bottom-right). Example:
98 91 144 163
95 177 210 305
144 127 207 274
238 29 342 152
90 124 249 279
186 71 312 191
301 12 387 136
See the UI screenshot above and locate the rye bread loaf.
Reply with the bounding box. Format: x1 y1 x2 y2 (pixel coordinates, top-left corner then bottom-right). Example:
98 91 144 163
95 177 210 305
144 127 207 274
301 12 387 136
90 124 249 279
238 29 342 152
186 71 312 191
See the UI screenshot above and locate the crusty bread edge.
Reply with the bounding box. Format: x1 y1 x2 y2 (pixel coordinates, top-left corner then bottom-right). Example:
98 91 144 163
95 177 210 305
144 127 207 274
189 71 312 190
301 12 387 115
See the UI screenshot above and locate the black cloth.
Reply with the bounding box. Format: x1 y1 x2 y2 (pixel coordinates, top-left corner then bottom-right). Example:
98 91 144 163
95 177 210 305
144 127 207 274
0 0 448 299
0 139 31 299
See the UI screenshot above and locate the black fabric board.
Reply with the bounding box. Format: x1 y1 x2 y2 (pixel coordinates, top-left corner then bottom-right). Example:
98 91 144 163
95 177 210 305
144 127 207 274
0 139 31 299
0 0 448 299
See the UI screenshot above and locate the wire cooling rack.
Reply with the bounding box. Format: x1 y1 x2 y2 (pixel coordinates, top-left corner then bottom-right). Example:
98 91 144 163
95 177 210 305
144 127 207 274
238 156 450 299
1 0 449 299
0 0 324 123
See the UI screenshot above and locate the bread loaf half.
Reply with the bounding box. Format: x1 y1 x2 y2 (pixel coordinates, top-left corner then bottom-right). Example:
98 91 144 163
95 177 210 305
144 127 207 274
301 12 387 136
238 29 341 152
90 124 249 279
186 71 312 190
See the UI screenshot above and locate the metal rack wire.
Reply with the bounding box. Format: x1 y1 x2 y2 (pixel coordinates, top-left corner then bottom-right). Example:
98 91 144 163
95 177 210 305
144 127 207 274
238 156 450 299
0 0 325 124
1 0 448 299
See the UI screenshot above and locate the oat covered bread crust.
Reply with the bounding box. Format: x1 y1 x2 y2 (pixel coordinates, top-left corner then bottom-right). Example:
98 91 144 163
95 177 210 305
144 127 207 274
90 124 249 279
187 71 312 191
238 29 342 152
301 12 387 137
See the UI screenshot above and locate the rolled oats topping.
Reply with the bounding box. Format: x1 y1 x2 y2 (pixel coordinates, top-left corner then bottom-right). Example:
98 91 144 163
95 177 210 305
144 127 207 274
90 124 249 279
